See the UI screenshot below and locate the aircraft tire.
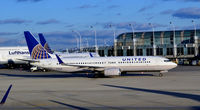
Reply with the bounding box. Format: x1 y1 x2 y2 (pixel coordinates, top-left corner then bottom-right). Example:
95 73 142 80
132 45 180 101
159 73 163 77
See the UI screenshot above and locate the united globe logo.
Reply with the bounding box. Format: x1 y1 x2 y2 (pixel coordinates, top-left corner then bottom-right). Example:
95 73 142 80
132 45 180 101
31 44 51 59
44 43 53 54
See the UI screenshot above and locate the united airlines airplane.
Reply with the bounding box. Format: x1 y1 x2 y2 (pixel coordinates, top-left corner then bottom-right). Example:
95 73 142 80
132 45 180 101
24 31 177 77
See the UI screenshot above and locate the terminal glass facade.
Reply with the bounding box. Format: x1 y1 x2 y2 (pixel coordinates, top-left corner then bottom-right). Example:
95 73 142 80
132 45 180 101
115 29 200 58
74 29 200 59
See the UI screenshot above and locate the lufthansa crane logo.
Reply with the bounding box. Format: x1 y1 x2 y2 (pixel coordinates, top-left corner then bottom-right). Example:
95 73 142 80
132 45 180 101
31 44 51 59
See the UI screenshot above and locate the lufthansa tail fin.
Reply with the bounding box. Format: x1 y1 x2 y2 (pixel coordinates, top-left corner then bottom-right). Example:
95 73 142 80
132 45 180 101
38 33 54 54
0 84 12 104
24 31 51 59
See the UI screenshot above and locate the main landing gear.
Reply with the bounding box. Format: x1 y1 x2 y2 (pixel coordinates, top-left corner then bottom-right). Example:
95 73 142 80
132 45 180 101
158 70 168 77
159 73 163 77
89 72 105 78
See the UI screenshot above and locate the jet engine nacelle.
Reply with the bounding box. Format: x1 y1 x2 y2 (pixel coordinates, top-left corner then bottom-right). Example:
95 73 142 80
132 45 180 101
104 68 121 76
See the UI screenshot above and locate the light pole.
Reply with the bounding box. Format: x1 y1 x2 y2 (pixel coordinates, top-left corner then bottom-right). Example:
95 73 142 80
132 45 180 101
90 26 98 53
149 23 156 56
73 34 79 50
170 22 177 57
85 38 89 48
109 24 117 56
129 24 136 56
103 39 107 46
72 30 82 52
192 20 198 56
192 20 197 37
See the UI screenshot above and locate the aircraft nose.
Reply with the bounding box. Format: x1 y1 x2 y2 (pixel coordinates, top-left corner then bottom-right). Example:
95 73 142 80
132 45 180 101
172 62 177 68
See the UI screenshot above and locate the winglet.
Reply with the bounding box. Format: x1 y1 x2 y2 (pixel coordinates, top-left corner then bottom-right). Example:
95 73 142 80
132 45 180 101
0 84 12 104
55 54 64 64
89 53 93 57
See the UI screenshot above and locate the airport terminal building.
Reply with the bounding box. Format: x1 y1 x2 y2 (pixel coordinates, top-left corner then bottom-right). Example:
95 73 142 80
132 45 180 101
73 29 200 64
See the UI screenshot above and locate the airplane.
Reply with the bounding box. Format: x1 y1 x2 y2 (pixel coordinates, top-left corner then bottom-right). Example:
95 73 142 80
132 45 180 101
0 32 98 69
38 33 100 58
0 46 30 68
0 84 12 105
24 31 177 77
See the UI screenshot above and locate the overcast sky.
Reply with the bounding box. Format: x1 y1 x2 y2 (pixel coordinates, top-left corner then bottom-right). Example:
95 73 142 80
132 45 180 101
0 0 200 49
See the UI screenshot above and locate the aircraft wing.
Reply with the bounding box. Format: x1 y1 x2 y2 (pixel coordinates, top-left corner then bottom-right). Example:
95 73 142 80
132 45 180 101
55 54 103 70
17 58 40 63
61 63 103 68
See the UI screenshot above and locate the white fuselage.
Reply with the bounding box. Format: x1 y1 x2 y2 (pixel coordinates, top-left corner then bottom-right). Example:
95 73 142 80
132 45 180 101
31 56 177 73
0 47 99 65
52 52 100 58
0 47 30 64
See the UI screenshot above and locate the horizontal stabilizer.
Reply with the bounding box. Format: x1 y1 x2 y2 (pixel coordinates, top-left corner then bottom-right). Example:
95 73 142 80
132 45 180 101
17 58 40 63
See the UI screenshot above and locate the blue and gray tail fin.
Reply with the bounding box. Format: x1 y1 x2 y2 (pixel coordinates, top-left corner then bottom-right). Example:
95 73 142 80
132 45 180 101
38 33 54 54
24 31 51 59
0 84 12 104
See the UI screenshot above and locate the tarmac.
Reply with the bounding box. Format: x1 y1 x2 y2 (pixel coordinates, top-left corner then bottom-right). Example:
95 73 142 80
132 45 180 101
0 66 199 110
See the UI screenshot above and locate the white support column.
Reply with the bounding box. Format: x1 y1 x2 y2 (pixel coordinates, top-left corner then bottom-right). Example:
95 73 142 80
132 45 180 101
170 22 177 58
192 20 198 56
129 24 136 56
149 23 156 56
110 24 117 56
90 26 98 53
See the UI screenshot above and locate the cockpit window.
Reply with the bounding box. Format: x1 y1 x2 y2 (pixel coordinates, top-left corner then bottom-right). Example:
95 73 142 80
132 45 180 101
164 60 171 62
